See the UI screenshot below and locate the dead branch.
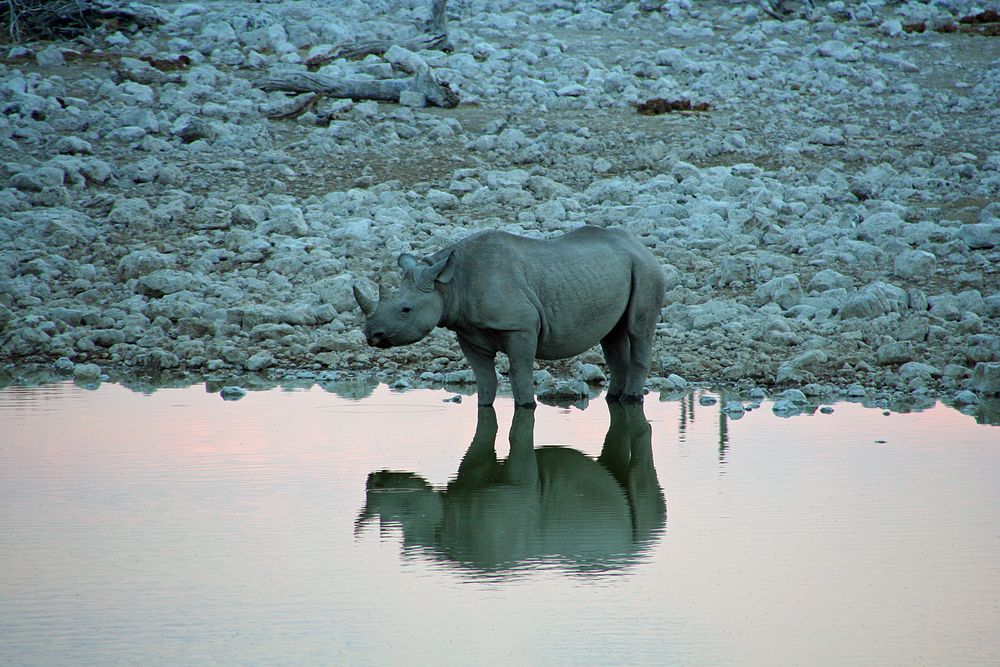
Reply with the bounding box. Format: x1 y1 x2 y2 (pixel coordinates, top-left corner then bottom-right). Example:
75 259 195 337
256 68 459 109
265 92 320 120
1 0 165 42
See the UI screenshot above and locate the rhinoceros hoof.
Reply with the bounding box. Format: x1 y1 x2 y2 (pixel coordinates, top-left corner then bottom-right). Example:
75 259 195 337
516 401 538 410
620 393 645 404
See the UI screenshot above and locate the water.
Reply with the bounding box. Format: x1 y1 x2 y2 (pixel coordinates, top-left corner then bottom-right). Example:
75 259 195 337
1 381 998 666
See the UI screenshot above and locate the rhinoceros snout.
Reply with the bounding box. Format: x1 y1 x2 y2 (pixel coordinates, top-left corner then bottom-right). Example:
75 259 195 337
366 330 391 348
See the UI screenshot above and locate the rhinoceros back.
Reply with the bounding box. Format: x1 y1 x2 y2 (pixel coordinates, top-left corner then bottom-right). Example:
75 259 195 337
437 227 660 359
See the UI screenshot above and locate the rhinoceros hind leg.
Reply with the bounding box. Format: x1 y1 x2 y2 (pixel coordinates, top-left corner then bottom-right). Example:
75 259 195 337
601 321 630 400
622 268 663 397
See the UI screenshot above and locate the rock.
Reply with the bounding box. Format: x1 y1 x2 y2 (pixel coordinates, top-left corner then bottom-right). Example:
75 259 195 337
877 342 915 365
664 373 687 390
807 126 845 146
537 380 590 403
928 294 962 321
245 351 275 371
36 45 65 67
261 204 308 236
756 274 802 310
136 270 194 297
576 363 606 384
72 363 102 380
953 390 979 405
808 269 852 292
899 362 940 382
722 401 745 416
444 369 476 384
970 362 1000 396
840 282 907 319
119 249 174 279
556 84 587 97
958 223 999 249
698 395 718 406
776 349 827 383
772 399 803 416
777 388 808 405
54 136 94 155
220 386 247 401
893 250 936 279
818 40 859 62
857 212 905 242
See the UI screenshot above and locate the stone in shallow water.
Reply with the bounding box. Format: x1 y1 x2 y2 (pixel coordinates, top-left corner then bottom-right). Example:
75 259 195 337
219 386 247 401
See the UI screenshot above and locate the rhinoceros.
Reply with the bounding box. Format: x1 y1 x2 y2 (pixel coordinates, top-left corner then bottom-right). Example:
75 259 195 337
353 225 665 407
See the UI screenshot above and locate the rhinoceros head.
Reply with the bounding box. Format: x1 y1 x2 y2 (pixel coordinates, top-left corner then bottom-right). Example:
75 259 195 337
353 251 454 348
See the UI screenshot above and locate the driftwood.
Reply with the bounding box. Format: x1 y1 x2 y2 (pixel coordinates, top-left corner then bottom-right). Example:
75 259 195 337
256 68 459 109
306 0 451 68
1 0 165 42
260 0 459 111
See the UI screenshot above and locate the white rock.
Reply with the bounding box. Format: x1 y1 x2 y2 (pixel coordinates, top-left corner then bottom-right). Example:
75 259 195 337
807 126 846 146
262 205 309 236
756 274 803 310
245 351 275 372
36 45 65 67
893 250 936 279
576 363 607 383
137 269 195 296
119 249 173 279
808 269 852 292
840 282 907 319
818 40 859 62
959 223 999 249
54 136 93 154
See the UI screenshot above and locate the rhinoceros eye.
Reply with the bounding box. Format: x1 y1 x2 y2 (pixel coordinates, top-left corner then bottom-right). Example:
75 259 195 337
401 306 412 314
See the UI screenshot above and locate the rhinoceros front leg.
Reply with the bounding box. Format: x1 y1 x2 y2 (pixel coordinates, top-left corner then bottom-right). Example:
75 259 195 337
502 331 538 409
457 335 498 406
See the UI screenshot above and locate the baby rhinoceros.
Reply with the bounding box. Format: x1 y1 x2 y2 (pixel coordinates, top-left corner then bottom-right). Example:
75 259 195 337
353 226 665 407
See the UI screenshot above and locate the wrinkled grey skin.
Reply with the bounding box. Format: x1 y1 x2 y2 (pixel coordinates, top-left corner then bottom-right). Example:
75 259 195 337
356 402 665 573
353 226 665 407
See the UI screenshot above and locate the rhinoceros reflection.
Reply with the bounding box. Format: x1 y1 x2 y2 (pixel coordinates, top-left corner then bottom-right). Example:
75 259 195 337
356 402 666 574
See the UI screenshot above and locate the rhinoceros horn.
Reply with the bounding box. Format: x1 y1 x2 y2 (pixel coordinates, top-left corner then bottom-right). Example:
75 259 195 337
353 283 376 318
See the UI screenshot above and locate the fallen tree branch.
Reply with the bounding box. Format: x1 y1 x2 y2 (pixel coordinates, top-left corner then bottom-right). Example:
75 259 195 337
1 0 165 42
265 92 320 120
256 68 459 108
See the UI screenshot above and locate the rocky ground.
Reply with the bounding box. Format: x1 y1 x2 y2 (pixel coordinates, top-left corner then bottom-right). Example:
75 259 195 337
1 0 998 415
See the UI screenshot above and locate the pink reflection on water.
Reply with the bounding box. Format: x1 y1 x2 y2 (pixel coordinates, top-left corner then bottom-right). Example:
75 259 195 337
1 381 998 666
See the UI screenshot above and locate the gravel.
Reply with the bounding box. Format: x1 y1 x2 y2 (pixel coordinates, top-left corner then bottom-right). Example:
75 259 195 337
0 0 997 413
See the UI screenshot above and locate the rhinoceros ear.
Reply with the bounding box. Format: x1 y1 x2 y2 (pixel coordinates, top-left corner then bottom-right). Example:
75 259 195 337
419 252 454 290
397 253 420 271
